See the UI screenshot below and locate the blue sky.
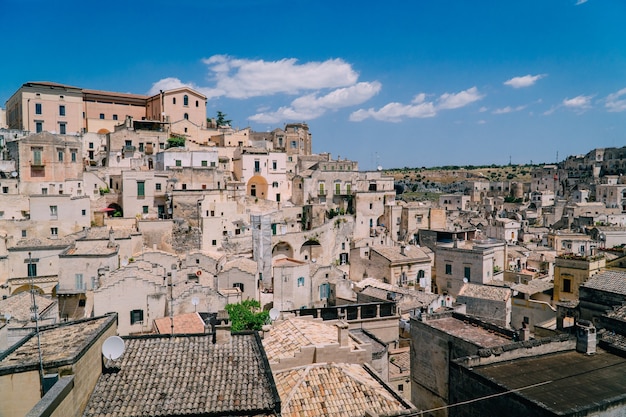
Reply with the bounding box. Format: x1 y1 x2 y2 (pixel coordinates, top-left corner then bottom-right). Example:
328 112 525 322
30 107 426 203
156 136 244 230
2 0 625 169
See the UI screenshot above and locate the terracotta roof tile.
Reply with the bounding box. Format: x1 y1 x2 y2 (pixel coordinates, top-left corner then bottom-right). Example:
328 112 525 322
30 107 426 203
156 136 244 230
274 363 413 417
82 333 279 417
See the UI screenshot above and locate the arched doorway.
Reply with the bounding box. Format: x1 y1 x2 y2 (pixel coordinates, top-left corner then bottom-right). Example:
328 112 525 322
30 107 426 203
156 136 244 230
300 239 322 262
12 284 44 295
247 175 268 199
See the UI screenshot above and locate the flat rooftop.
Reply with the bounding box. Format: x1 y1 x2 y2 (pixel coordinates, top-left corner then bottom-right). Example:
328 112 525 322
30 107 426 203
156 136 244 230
426 316 512 348
471 349 626 414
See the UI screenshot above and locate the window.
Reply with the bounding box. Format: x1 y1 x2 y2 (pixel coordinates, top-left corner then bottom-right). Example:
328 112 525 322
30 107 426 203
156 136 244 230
139 143 144 152
445 264 452 275
291 141 297 148
464 267 471 282
272 160 277 170
142 206 148 214
99 113 105 119
156 183 162 191
563 278 572 293
2 186 8 194
183 95 189 106
22 230 27 237
81 209 86 216
137 181 145 197
254 160 260 172
41 187 47 195
58 149 64 162
35 103 42 114
50 205 58 216
196 100 199 107
27 263 37 277
130 309 144 325
51 227 58 236
297 276 305 287
35 122 43 133
113 114 118 120
59 105 65 116
173 97 176 104
233 282 245 292
398 384 404 392
320 283 330 299
272 181 279 188
212 240 217 246
71 150 77 162
175 160 182 167
416 215 423 224
201 160 208 167
75 273 84 290
182 184 187 190
89 142 94 149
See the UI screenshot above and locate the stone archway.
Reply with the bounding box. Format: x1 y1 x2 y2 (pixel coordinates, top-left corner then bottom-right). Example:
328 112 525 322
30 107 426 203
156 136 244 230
272 241 294 258
300 239 321 262
12 284 44 295
247 175 268 199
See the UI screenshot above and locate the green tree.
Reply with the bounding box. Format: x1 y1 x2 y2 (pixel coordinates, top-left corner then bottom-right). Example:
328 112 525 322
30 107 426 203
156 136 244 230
216 111 232 127
225 299 269 332
167 137 185 148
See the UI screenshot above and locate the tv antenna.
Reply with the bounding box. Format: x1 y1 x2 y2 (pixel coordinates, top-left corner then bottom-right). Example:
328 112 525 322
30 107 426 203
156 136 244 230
191 297 199 312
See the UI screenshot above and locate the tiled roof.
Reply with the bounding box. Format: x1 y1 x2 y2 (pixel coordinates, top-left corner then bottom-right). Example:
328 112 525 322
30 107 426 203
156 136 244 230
223 257 258 275
83 333 280 417
0 315 116 375
388 347 410 380
458 283 511 301
581 270 626 295
0 291 56 322
510 279 553 295
371 245 431 263
263 318 358 364
274 363 413 417
153 312 205 334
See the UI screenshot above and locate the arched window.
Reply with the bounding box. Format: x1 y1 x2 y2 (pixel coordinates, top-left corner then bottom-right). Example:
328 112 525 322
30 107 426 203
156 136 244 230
183 95 189 106
184 113 189 120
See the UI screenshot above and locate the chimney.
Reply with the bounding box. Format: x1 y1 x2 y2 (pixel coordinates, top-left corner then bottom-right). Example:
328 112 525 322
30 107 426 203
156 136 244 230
576 320 596 355
214 310 231 344
519 319 530 341
400 245 406 256
336 320 349 347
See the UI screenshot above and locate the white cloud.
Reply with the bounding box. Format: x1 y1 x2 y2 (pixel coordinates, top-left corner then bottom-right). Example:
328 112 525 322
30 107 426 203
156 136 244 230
477 120 487 124
606 88 626 112
147 77 200 96
200 55 359 99
479 106 488 113
350 86 484 122
492 105 526 114
563 95 593 109
504 74 546 88
249 81 382 123
350 101 437 122
437 87 484 110
575 0 588 5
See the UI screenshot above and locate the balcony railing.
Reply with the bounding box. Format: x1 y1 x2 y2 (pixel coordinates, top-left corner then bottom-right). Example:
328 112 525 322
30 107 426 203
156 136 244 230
123 145 136 153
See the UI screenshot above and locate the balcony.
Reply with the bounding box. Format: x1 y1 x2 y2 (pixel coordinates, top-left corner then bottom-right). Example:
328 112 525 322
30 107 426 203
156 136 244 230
123 145 136 153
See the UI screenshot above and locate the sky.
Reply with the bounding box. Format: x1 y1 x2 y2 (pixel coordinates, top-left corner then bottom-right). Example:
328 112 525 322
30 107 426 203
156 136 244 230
2 0 625 170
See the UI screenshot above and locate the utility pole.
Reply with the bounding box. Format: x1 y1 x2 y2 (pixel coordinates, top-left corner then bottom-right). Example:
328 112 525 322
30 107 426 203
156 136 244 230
28 252 44 397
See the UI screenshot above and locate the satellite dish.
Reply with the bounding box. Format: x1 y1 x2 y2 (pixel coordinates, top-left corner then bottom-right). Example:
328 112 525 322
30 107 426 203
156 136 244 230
102 336 125 360
3 313 11 321
377 165 383 171
10 171 18 178
191 297 199 306
269 308 280 321
463 278 469 283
